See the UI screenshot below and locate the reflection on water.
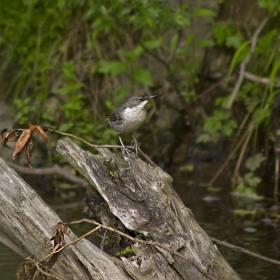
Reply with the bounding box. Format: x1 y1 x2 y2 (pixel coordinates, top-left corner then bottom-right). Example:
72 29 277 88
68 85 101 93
1 166 280 279
0 244 22 280
171 162 280 280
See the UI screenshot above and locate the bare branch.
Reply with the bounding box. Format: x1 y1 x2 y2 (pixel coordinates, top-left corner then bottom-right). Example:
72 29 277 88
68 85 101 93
6 162 88 187
226 15 270 109
244 72 280 88
211 237 280 266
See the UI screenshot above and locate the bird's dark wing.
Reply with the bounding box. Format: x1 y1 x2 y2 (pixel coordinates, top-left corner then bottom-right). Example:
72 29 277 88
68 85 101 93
108 109 120 122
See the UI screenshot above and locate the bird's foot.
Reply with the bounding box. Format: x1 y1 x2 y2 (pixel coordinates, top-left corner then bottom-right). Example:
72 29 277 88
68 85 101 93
131 137 138 155
121 146 132 160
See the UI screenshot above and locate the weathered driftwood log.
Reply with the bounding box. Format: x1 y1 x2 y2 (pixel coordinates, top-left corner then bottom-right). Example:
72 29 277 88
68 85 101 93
0 157 130 280
56 138 242 280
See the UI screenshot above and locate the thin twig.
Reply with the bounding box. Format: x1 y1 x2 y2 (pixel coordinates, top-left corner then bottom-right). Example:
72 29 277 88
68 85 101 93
209 127 252 186
191 78 232 104
40 225 101 263
48 127 159 168
211 237 280 266
233 125 254 177
46 127 132 150
138 147 158 167
34 262 67 280
226 15 270 109
244 72 280 88
69 218 213 280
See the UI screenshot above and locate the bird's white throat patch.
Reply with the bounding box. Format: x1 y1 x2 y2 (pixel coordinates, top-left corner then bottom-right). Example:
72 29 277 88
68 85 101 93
123 101 148 113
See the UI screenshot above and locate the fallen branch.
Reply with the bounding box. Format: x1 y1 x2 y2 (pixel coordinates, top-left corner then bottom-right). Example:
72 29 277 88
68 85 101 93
0 157 131 280
68 218 213 280
211 237 280 266
6 161 88 187
68 218 280 268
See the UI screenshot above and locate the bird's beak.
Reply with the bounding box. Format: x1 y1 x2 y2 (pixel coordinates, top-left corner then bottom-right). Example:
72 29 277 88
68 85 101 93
148 95 156 100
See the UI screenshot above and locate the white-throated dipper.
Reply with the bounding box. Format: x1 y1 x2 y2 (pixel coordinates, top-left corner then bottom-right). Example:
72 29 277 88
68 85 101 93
108 95 156 156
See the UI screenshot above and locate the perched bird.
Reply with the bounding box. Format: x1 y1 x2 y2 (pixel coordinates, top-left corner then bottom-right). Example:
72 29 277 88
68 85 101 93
108 95 156 156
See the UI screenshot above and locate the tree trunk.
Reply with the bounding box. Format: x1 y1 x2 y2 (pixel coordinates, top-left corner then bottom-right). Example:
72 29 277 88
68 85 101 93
0 157 130 280
55 138 242 280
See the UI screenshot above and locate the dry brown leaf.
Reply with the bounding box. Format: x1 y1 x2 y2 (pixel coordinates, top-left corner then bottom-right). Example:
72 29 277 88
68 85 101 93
12 124 36 160
50 222 70 252
2 124 53 168
36 125 51 147
1 129 17 148
25 138 33 168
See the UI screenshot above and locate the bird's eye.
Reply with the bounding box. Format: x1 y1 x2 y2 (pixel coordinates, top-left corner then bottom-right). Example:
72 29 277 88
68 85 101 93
138 97 144 101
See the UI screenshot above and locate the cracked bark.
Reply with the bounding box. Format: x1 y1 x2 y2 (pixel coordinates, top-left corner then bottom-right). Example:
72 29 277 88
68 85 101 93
0 138 242 279
55 138 242 280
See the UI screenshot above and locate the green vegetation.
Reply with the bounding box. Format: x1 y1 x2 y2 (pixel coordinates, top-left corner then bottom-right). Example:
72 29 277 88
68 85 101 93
1 0 280 196
115 246 133 257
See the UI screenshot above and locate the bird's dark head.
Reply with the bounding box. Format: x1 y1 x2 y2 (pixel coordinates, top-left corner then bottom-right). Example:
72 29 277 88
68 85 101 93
126 95 156 109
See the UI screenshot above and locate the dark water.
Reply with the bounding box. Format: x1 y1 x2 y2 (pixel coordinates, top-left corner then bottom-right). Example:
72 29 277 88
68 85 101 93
171 162 280 280
1 165 280 280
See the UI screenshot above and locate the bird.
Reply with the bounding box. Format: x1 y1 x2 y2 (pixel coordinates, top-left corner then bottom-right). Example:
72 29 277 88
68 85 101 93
108 95 156 157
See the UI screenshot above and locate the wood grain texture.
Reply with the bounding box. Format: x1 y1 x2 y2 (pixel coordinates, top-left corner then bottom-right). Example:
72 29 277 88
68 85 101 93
56 138 242 280
0 157 130 280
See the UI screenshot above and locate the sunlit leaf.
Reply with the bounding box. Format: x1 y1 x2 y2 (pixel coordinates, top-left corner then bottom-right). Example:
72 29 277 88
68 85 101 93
227 40 250 81
132 68 153 86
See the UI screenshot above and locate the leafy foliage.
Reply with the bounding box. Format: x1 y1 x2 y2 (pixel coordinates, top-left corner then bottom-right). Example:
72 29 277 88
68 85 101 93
1 0 280 196
0 0 211 148
115 246 133 257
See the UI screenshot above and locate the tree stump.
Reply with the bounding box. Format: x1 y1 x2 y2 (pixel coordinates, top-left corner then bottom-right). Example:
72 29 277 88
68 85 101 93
55 138 242 280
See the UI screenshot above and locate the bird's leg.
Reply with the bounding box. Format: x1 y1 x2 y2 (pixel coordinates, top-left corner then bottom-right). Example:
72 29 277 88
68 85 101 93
131 136 138 155
118 135 131 159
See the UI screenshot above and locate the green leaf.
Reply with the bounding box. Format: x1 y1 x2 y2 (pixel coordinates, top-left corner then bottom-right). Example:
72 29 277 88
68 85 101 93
270 61 280 91
196 133 212 143
227 40 250 81
59 123 73 132
213 23 235 45
174 13 190 27
57 82 83 95
62 62 75 79
226 34 242 49
244 172 262 187
197 39 215 47
195 8 216 17
144 37 163 49
120 45 143 62
196 132 220 143
221 120 237 136
98 61 127 76
132 68 153 86
170 33 178 52
245 153 266 172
